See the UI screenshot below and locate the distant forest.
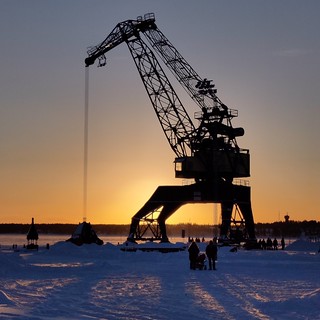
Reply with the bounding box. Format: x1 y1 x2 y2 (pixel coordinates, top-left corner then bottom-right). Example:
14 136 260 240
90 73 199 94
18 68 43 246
0 220 319 239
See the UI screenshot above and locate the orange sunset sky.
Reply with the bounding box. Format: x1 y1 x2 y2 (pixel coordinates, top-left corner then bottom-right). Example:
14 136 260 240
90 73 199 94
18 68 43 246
1 1 319 225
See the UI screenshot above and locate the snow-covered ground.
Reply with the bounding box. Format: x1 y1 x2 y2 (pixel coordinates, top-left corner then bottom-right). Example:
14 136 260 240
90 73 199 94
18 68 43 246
0 239 319 320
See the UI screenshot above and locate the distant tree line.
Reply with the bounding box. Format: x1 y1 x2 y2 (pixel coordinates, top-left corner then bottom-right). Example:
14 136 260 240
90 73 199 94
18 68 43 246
0 223 129 235
255 220 320 239
167 221 320 239
0 220 319 239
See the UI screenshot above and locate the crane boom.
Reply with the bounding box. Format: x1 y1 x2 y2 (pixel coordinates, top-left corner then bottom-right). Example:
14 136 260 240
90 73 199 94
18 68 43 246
126 34 195 157
85 13 195 157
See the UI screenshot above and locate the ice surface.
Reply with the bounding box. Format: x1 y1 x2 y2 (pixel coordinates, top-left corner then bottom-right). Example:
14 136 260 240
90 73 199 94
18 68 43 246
0 240 319 319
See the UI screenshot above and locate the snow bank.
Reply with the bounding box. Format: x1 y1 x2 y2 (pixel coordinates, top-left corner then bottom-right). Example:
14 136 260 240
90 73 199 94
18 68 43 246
285 239 320 253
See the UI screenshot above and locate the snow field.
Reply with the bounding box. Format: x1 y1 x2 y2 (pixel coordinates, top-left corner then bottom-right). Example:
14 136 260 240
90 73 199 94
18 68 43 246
0 240 319 319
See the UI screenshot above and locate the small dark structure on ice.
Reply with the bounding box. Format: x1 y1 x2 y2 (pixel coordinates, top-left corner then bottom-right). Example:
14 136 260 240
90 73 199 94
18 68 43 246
67 221 103 246
26 217 39 250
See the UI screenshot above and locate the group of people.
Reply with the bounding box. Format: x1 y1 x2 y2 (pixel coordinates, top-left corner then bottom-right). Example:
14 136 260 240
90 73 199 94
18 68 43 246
258 237 285 250
187 236 206 243
188 236 288 270
188 239 218 270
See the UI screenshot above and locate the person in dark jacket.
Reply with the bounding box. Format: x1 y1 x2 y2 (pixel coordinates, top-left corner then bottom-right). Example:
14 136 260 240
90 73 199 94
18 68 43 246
205 240 217 270
188 240 200 270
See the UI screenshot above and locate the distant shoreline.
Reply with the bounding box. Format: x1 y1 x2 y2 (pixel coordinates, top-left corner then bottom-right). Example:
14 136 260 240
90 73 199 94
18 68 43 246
0 221 319 238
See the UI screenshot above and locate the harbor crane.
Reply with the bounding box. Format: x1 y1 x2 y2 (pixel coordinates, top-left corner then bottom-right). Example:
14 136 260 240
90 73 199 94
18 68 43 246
85 13 256 245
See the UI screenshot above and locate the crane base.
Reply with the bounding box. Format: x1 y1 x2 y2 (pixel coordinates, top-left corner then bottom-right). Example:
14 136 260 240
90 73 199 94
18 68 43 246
127 180 256 243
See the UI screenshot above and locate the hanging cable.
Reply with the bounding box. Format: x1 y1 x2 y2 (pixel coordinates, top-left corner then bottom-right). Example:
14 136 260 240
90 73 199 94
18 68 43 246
83 67 89 222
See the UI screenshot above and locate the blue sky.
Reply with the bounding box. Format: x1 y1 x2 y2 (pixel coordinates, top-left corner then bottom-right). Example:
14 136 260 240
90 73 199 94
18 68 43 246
1 0 319 224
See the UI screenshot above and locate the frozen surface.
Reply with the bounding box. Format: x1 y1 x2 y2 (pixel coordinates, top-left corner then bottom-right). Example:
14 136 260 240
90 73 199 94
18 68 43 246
0 239 319 319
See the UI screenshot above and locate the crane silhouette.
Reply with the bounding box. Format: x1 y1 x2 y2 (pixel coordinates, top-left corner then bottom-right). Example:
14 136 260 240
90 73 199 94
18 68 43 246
85 13 256 246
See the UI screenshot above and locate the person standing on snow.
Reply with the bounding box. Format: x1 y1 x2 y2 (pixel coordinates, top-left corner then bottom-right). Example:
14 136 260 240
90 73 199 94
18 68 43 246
188 240 200 270
273 238 278 250
205 240 218 270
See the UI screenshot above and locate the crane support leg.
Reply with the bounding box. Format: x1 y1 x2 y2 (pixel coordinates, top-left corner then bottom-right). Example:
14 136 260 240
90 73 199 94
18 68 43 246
220 202 233 239
237 202 255 240
127 186 185 242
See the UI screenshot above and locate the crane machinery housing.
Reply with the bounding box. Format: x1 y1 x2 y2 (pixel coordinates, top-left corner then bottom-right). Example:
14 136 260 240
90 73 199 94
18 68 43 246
85 13 256 245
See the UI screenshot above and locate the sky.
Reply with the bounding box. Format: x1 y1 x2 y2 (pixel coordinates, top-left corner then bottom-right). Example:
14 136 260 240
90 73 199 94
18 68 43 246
1 0 319 225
